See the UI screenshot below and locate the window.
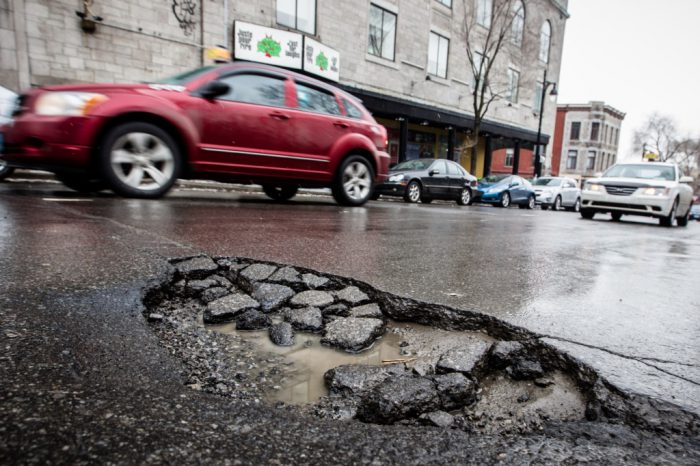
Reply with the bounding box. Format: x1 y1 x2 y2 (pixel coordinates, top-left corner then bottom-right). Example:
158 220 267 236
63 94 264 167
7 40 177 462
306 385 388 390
368 4 397 61
342 98 364 119
506 68 519 103
533 81 543 113
447 161 461 175
511 1 525 46
586 150 596 170
295 82 341 115
566 150 577 170
472 51 488 89
437 0 452 7
539 21 551 63
431 160 447 175
505 149 514 167
570 122 581 140
614 128 619 145
476 0 492 28
603 125 608 144
428 32 449 78
590 122 600 141
218 74 286 107
277 0 316 35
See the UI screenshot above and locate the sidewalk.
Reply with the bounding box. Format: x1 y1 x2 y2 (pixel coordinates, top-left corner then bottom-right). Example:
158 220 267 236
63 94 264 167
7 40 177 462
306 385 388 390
5 169 333 196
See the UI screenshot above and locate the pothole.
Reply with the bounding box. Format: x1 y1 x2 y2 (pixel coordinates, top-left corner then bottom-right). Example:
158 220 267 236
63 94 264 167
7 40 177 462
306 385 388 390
142 255 699 436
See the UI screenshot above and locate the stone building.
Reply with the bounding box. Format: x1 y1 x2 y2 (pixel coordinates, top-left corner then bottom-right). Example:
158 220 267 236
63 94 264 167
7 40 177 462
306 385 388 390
551 101 625 179
1 0 569 177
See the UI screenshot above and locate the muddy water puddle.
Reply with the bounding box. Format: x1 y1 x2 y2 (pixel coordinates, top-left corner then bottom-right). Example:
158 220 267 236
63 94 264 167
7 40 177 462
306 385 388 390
209 320 493 405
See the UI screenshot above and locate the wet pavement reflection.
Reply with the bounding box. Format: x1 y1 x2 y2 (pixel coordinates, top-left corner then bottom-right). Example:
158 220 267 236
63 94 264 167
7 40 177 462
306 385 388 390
0 182 698 410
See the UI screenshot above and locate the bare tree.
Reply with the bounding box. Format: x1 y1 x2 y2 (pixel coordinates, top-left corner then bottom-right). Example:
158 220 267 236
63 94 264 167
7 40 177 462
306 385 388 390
633 112 700 177
461 0 527 174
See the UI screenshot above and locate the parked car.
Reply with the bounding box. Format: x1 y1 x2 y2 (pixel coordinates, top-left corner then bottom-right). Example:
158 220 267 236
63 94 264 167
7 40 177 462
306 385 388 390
689 204 700 222
580 162 694 227
374 158 477 205
0 63 390 205
476 174 536 209
532 176 581 211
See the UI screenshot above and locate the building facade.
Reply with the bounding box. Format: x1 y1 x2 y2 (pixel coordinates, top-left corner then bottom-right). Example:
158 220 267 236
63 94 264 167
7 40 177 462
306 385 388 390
1 0 569 177
551 101 625 179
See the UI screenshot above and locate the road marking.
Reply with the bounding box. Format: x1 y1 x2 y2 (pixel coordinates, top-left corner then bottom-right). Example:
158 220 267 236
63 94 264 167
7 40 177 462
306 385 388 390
42 198 93 202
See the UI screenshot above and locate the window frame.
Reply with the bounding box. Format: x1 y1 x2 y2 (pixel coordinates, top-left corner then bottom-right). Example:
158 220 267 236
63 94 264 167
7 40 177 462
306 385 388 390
511 1 525 47
506 67 519 103
368 3 398 61
586 150 597 170
504 148 514 167
570 121 581 140
566 149 578 170
590 122 600 141
539 20 551 63
276 0 317 35
428 31 450 79
436 0 452 8
476 0 493 28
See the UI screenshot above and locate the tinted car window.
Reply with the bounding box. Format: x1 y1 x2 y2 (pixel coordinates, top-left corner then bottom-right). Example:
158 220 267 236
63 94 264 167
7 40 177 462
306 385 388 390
512 176 523 186
218 74 286 107
296 83 341 115
343 98 364 119
446 161 461 176
431 160 447 175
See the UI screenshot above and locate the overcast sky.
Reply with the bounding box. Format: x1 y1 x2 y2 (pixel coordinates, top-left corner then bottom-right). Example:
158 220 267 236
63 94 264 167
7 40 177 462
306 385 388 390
557 0 700 161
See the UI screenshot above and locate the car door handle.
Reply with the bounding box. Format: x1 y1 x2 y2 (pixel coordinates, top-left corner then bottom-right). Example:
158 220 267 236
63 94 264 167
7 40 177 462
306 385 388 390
333 121 349 129
269 112 290 120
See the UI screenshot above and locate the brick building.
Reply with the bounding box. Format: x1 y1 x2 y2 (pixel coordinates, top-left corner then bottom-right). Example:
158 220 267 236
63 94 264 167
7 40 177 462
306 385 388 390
1 0 569 177
551 101 625 178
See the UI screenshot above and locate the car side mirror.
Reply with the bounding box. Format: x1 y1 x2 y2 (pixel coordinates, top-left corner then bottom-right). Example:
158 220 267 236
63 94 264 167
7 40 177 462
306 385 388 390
198 80 230 99
680 176 694 184
510 182 517 187
429 169 438 176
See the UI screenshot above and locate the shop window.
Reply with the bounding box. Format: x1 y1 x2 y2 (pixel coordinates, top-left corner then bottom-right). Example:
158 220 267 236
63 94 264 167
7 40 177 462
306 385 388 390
368 4 397 61
277 0 316 35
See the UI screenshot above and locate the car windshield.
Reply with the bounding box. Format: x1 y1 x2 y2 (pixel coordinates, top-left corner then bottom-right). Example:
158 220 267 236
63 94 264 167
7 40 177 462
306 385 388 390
482 174 509 184
603 164 675 181
532 177 561 186
391 159 434 171
153 66 216 85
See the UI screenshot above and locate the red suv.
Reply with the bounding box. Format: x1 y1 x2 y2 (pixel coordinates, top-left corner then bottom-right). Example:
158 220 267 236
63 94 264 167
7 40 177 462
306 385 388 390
0 63 389 205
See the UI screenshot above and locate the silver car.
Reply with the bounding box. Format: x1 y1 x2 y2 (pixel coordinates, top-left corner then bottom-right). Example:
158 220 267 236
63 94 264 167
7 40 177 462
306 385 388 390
532 176 581 211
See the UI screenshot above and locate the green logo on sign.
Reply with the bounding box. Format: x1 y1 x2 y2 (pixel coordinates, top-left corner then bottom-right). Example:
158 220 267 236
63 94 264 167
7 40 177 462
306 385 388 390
257 36 281 58
315 51 329 71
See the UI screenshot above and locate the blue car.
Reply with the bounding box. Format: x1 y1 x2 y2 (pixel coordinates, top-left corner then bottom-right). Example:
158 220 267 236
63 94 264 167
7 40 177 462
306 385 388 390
690 204 700 221
476 174 536 209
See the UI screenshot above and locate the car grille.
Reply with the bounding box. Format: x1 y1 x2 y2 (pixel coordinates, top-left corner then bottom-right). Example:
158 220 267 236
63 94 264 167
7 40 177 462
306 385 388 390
604 185 637 196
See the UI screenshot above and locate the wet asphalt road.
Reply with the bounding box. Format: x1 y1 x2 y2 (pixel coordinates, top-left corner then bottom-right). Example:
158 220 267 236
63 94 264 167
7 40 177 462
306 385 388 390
1 179 699 463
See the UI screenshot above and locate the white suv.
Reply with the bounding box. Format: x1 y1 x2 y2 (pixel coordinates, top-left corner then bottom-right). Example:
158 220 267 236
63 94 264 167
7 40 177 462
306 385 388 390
580 162 694 227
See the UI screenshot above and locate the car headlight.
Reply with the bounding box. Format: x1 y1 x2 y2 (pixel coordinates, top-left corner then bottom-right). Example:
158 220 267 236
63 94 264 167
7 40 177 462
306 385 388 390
584 182 604 192
639 187 669 196
388 174 405 183
35 92 108 116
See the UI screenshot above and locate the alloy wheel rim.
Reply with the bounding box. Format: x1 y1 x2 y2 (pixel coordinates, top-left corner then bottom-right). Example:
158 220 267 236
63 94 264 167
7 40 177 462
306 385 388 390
554 197 561 210
502 194 510 207
408 184 420 202
110 132 174 191
529 197 535 209
342 161 371 200
461 189 470 204
574 199 580 212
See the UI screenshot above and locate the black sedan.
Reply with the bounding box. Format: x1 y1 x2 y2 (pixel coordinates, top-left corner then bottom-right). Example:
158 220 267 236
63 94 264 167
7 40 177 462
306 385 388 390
373 158 478 205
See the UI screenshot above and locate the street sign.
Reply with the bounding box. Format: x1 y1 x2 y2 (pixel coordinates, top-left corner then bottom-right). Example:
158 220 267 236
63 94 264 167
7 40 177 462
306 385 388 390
644 152 659 161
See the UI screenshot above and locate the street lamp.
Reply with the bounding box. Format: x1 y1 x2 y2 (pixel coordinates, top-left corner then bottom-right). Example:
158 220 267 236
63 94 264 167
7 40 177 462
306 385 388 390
534 69 558 178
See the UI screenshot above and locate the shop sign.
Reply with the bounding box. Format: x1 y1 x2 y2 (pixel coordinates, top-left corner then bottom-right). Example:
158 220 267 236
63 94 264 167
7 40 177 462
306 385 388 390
233 21 303 69
303 37 340 82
